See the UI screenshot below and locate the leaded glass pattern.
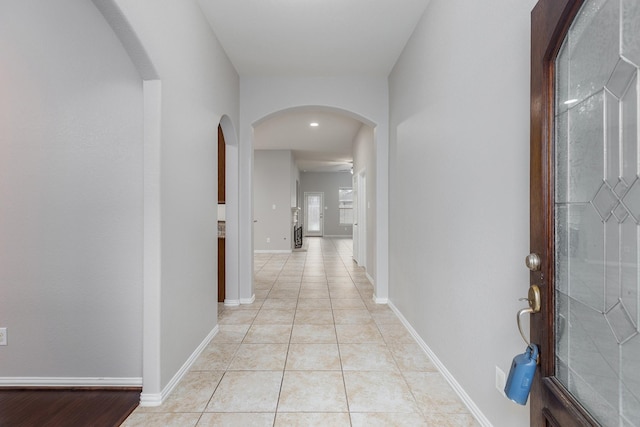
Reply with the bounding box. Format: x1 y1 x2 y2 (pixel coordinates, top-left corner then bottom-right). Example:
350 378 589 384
554 0 640 425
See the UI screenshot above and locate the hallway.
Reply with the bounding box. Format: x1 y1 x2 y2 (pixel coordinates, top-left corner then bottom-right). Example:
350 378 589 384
123 238 478 426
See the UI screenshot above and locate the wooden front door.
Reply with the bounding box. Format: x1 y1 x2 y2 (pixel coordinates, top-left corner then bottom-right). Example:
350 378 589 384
530 0 639 425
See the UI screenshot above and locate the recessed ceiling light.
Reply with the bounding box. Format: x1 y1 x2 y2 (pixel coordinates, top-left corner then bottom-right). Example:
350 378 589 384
563 99 578 105
310 122 319 127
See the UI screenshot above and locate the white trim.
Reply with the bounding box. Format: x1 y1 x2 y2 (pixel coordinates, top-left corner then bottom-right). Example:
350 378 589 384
240 295 256 305
373 295 388 304
224 299 241 307
142 79 162 400
254 250 292 254
322 235 352 238
140 325 219 407
139 391 162 407
388 301 492 427
366 272 375 285
0 377 143 388
375 124 388 303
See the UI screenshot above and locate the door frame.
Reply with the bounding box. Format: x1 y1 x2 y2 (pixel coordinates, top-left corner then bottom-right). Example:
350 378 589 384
304 192 324 237
357 171 367 269
352 173 359 263
530 0 599 424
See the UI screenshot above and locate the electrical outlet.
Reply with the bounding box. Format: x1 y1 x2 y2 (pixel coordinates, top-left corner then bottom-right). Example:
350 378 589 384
495 366 506 395
0 328 7 346
266 237 270 243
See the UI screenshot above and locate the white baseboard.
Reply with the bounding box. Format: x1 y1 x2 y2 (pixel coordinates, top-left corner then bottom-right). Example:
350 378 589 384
372 295 388 304
254 250 292 254
322 235 352 238
139 391 162 406
387 301 492 427
0 377 142 388
139 325 219 407
240 295 256 304
365 272 375 285
224 299 241 306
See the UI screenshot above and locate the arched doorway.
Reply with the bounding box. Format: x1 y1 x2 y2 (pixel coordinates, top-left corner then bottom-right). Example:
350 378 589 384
250 106 378 297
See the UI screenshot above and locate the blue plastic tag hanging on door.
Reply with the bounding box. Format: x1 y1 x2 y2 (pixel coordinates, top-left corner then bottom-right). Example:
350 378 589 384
504 344 539 405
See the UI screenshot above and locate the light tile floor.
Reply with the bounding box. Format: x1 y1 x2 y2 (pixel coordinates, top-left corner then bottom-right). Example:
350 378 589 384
123 237 479 426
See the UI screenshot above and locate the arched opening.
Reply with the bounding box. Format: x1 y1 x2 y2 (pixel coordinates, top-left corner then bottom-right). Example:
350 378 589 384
250 105 378 298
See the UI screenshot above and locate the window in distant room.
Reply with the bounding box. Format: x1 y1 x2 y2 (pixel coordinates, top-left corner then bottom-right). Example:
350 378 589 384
339 187 353 225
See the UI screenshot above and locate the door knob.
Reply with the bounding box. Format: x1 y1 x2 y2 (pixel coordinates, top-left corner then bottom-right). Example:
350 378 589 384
525 253 541 271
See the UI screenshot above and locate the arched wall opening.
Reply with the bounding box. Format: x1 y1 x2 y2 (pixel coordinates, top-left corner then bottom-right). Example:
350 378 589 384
94 0 243 405
253 106 377 128
247 104 381 301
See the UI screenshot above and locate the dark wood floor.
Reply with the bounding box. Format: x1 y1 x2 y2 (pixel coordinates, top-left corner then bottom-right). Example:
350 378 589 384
0 389 140 427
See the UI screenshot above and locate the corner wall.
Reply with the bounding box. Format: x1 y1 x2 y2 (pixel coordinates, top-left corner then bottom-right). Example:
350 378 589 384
254 150 295 252
0 0 143 381
113 0 240 393
388 0 536 425
353 125 376 280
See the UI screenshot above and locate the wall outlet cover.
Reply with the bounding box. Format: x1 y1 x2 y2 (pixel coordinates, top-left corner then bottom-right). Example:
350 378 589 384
0 328 7 346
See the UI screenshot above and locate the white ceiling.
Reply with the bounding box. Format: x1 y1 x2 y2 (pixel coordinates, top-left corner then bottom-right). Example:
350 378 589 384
198 0 431 171
254 109 363 173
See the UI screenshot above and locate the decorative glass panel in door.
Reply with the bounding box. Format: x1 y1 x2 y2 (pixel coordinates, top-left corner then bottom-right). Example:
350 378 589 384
304 192 323 236
554 0 640 424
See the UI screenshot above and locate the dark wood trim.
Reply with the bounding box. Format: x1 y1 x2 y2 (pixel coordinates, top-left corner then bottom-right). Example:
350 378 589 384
530 0 601 425
218 236 225 302
218 124 226 303
218 125 226 203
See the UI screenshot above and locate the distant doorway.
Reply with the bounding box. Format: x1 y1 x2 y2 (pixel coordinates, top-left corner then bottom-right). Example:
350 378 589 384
355 172 366 268
304 192 324 237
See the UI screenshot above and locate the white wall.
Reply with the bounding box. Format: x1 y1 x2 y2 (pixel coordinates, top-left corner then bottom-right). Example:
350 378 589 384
300 172 354 237
0 0 143 380
291 156 300 209
353 125 376 281
254 150 295 252
240 76 389 301
389 0 536 425
111 0 240 394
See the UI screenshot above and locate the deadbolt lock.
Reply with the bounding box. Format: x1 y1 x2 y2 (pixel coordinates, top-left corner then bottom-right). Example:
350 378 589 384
517 285 542 348
527 285 541 312
519 284 541 313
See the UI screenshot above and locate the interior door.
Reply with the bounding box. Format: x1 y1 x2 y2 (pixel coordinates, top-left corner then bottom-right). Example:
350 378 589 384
530 0 640 425
304 192 324 237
